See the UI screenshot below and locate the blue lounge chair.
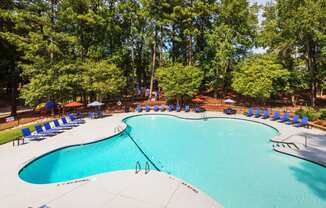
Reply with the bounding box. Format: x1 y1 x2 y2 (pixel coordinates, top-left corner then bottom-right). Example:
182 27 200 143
145 105 151 112
68 113 85 124
44 123 63 133
262 110 269 119
35 125 56 136
295 116 309 128
279 112 289 123
153 105 159 112
255 108 261 118
53 119 72 130
136 104 142 112
88 112 95 119
76 111 83 118
184 105 190 112
195 106 201 113
61 117 79 127
272 111 281 120
287 115 300 125
176 104 181 112
168 104 174 112
246 108 253 117
21 128 43 140
160 104 166 112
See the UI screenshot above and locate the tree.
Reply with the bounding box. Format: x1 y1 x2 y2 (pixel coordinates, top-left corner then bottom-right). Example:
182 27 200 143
205 0 258 97
232 53 289 101
260 0 326 106
81 60 126 101
156 63 203 104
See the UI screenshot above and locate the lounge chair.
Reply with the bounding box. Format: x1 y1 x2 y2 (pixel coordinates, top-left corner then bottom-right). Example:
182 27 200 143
262 110 269 119
68 113 85 124
279 112 289 123
176 104 181 112
136 104 142 112
35 125 56 137
224 108 236 115
295 116 309 128
195 106 201 113
153 105 159 112
53 119 72 130
184 105 190 112
88 112 95 119
287 115 300 125
44 123 63 133
272 111 280 120
61 117 79 127
145 105 151 112
168 104 174 112
255 108 261 118
246 108 253 117
21 128 43 140
76 111 83 118
160 104 166 112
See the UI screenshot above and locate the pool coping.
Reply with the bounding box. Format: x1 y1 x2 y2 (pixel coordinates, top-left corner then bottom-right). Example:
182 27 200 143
1 111 325 207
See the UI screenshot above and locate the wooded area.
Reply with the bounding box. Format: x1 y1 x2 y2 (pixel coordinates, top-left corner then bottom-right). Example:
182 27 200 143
0 0 325 116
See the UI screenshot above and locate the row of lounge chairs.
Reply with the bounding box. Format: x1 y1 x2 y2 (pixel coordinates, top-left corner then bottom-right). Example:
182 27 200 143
246 108 309 127
21 113 85 140
136 104 203 113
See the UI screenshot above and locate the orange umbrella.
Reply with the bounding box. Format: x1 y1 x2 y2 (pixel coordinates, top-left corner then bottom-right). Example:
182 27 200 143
192 97 205 103
64 101 83 108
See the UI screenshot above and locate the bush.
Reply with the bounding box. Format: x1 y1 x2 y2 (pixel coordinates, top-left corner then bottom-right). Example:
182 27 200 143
295 107 321 121
320 109 326 120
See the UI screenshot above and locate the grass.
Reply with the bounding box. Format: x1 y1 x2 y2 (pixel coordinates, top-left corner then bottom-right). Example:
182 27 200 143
0 121 47 145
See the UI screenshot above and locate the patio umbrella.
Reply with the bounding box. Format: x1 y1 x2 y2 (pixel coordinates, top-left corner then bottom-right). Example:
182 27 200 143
192 97 205 103
45 101 56 110
35 103 46 111
224 98 236 104
87 101 104 107
64 101 83 108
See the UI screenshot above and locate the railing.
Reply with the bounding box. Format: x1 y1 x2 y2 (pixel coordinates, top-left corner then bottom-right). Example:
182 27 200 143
283 134 309 148
135 161 151 174
114 125 124 133
145 161 150 174
201 112 208 120
135 161 141 174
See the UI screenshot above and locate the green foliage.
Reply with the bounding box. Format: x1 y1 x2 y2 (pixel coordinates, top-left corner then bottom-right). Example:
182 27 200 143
232 53 289 100
81 60 126 99
295 108 321 121
320 109 326 120
205 0 258 94
156 63 203 102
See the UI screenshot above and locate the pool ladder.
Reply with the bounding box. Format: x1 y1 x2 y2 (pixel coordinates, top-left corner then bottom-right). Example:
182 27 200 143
135 161 150 174
201 112 208 120
114 125 124 133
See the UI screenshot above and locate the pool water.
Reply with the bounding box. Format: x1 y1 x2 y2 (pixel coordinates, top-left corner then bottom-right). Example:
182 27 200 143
19 115 326 208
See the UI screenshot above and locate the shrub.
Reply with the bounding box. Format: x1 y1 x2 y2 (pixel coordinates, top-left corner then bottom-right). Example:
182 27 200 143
295 107 321 121
320 109 326 120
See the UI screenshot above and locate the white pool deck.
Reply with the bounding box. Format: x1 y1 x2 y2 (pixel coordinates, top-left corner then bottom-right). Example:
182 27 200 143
0 111 325 208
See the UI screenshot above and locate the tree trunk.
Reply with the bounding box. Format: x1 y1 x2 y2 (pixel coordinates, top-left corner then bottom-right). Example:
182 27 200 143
10 67 17 116
149 32 157 99
188 35 192 65
159 25 163 66
306 39 316 107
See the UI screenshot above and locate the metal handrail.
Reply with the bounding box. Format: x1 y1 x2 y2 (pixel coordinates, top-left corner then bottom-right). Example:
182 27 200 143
135 161 141 174
282 133 309 147
145 161 150 174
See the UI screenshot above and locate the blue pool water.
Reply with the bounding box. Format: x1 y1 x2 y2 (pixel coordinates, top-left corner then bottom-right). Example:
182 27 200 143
19 115 326 208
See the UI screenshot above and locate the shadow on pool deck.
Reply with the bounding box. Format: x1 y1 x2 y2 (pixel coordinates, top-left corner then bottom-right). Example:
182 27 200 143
289 162 326 201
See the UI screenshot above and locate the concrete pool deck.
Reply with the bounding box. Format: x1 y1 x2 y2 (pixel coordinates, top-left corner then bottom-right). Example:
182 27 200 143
0 111 325 207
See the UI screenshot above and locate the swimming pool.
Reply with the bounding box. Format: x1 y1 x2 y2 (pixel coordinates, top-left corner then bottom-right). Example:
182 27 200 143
19 115 326 208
